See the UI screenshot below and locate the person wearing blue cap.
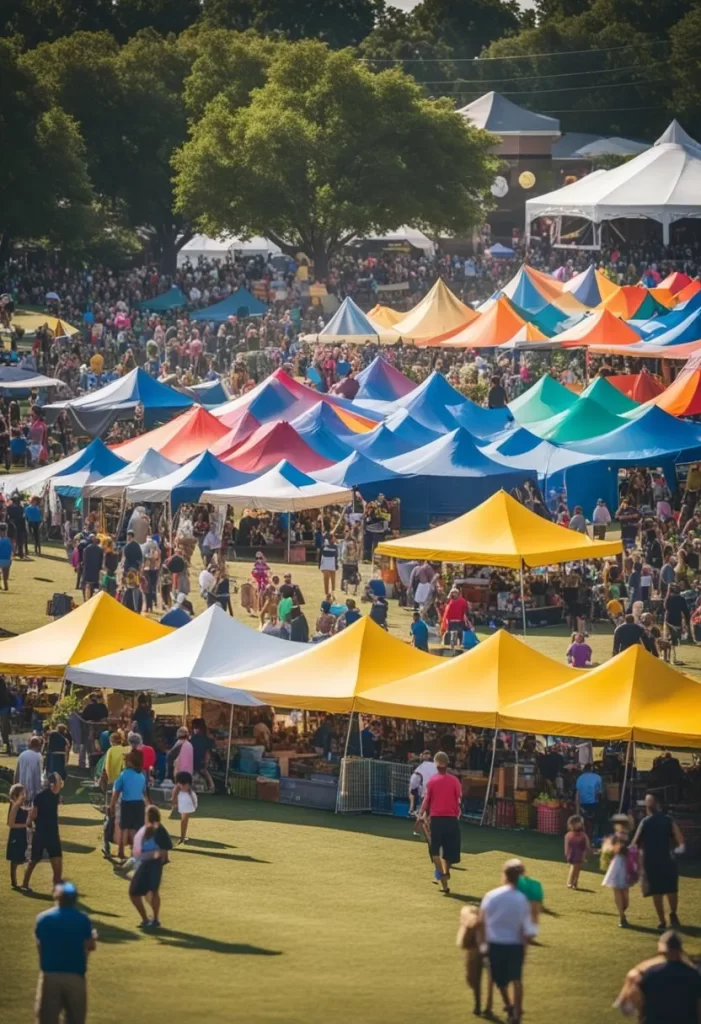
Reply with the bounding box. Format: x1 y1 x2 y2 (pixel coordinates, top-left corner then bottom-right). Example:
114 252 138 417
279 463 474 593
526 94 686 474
35 881 96 1024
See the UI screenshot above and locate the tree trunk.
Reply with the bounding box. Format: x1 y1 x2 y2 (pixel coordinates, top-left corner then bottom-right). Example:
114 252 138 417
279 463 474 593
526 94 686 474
313 244 329 284
156 223 193 277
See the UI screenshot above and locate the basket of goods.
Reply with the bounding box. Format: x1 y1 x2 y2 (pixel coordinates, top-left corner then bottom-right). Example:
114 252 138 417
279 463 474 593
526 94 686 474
533 793 569 834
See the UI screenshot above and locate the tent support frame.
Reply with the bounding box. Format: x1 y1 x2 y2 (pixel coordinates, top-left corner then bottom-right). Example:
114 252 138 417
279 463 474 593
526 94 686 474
480 731 499 827
224 704 235 793
520 560 527 636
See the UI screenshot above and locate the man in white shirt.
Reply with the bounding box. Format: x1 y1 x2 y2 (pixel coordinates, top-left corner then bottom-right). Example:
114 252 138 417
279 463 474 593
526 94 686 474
592 498 612 539
568 506 588 534
408 749 437 815
198 564 217 601
479 859 538 1023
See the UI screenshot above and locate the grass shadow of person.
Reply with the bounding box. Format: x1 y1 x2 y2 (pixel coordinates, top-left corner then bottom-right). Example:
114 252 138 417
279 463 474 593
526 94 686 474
178 837 236 850
60 841 95 855
86 920 142 945
151 928 282 956
172 848 269 864
59 816 102 828
16 890 53 902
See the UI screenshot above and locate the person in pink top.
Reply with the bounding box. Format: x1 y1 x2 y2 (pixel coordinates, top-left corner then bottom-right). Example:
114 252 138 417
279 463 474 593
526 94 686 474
419 751 463 895
166 727 194 779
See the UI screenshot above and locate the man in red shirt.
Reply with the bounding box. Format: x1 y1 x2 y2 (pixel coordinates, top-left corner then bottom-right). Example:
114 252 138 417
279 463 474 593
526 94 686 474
441 587 470 640
419 751 463 895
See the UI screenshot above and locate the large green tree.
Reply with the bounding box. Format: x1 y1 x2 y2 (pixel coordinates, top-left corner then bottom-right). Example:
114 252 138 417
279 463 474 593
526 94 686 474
174 42 497 279
200 0 377 48
1 0 200 45
357 5 459 93
668 8 701 140
0 38 95 256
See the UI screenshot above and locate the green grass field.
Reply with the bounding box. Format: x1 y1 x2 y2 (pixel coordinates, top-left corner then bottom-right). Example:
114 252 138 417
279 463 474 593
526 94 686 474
2 548 701 1022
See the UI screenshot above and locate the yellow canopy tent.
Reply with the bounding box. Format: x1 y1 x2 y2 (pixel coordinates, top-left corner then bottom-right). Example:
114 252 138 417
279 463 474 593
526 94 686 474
11 312 78 338
207 616 435 713
367 304 404 328
0 592 172 677
391 280 479 344
355 630 581 726
498 644 701 746
376 490 622 568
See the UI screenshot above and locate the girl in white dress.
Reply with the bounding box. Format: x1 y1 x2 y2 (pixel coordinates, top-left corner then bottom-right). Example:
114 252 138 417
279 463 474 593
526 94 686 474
601 815 637 928
172 771 198 845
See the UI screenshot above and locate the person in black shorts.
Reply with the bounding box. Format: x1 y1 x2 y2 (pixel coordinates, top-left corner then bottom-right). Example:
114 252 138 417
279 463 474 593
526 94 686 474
23 773 63 891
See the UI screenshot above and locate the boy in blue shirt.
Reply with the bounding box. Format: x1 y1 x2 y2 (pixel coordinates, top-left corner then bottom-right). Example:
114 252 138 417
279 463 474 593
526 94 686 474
0 522 12 590
410 611 429 651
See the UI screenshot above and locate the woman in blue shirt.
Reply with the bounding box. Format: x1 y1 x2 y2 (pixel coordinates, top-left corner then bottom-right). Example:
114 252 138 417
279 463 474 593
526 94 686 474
24 496 43 555
0 522 13 590
108 752 148 861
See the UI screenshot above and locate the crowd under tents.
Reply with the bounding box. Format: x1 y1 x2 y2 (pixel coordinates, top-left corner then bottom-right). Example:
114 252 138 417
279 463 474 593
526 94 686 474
65 604 302 700
0 592 171 677
112 405 231 463
82 449 180 499
127 450 252 511
42 368 194 437
190 287 267 321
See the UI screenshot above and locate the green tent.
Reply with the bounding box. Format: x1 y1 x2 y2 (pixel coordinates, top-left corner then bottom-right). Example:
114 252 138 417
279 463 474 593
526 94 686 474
579 376 641 416
509 375 577 425
531 396 627 443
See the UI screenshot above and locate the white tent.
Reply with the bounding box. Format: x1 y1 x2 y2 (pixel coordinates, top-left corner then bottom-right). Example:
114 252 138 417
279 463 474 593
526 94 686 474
654 120 701 154
353 227 436 255
201 459 352 512
64 604 302 701
0 449 85 496
83 449 180 499
177 233 282 267
526 143 701 244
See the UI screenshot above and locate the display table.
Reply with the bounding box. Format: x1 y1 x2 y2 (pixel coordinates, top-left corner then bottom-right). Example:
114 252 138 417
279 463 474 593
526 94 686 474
272 750 319 777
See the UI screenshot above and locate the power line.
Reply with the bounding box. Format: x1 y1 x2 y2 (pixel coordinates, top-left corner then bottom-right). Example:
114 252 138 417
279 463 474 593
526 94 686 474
539 105 666 113
417 58 679 87
358 41 669 64
433 79 664 95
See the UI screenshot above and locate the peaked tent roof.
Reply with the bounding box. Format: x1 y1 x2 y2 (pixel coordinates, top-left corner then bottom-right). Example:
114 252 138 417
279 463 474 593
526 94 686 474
509 375 577 424
562 265 620 306
440 296 527 348
311 296 384 342
210 616 437 712
556 308 641 348
591 305 701 357
607 369 666 403
127 450 253 509
457 92 560 136
290 405 356 462
313 450 401 489
383 407 441 449
138 286 187 312
112 405 230 462
343 422 412 460
0 591 171 676
355 356 416 401
579 376 641 415
391 370 465 432
0 367 62 389
381 428 535 484
202 459 352 512
356 630 580 727
446 400 514 439
376 489 621 567
654 120 701 154
224 420 334 473
566 404 701 463
0 446 85 496
601 285 669 320
659 271 693 295
82 448 180 499
52 440 129 498
367 304 404 328
498 644 701 745
497 322 553 350
43 367 194 437
190 287 267 321
532 396 627 443
209 410 262 457
500 266 586 316
653 352 701 416
66 604 302 699
178 378 230 407
392 279 478 343
676 279 701 304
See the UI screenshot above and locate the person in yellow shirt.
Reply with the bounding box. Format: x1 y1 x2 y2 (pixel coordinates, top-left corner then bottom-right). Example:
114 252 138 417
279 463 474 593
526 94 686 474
607 597 624 624
103 732 128 785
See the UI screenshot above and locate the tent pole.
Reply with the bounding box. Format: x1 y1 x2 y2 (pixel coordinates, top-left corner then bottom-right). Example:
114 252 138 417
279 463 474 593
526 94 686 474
287 509 291 564
183 679 188 727
224 703 235 793
520 560 527 636
343 709 354 760
630 740 636 813
618 739 632 814
480 731 499 827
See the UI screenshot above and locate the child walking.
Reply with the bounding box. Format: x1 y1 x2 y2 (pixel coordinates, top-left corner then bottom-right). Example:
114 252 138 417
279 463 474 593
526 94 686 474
601 814 637 928
172 771 198 844
129 805 173 929
564 814 591 889
6 784 28 887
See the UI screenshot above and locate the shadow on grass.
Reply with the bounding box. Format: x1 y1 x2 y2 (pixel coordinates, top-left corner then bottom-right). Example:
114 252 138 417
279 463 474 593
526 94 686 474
87 920 142 945
173 848 269 864
61 840 95 855
151 928 282 956
182 837 236 850
59 816 102 828
16 889 53 902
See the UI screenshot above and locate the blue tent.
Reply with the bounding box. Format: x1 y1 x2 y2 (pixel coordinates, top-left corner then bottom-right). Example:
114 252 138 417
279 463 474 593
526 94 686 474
562 265 603 307
392 371 465 432
313 451 401 489
344 423 412 460
290 404 356 462
368 428 538 528
505 269 552 314
384 408 441 449
487 243 516 258
190 287 268 321
248 379 302 422
315 297 380 341
567 405 701 464
180 379 229 406
53 440 129 498
484 425 544 456
126 450 254 511
446 399 514 439
138 286 187 312
636 306 701 348
355 356 415 402
42 367 194 437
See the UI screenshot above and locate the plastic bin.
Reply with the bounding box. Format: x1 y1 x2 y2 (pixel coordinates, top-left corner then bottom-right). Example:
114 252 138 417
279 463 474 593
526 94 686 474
279 776 338 811
229 772 258 800
258 758 280 779
536 805 568 835
392 798 410 817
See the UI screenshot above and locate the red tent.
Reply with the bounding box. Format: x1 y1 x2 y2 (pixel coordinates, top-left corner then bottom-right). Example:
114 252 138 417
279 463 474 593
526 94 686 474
223 421 334 473
210 411 262 458
112 405 230 462
607 368 666 403
658 271 692 295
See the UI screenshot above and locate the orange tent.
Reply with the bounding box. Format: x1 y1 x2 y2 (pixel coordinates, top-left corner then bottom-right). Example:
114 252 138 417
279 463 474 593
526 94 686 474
676 279 701 304
653 353 701 416
392 279 479 344
557 309 641 349
439 297 527 348
112 405 230 462
659 271 692 295
600 286 668 319
607 368 666 403
648 287 678 308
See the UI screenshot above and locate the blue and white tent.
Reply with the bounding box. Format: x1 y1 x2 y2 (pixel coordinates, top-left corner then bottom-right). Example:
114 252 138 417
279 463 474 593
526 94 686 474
52 440 129 498
190 287 268 322
307 297 382 342
291 403 356 462
313 450 401 489
126 450 253 511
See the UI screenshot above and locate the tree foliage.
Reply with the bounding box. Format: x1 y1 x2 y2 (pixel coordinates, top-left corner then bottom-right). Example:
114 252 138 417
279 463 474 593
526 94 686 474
174 42 497 278
200 0 377 49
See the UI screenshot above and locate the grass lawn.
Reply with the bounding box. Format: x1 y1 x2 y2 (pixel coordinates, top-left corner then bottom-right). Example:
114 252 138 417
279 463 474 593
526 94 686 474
1 780 701 1024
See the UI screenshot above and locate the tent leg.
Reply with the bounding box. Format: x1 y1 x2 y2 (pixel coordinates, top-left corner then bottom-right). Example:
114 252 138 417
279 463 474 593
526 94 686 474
336 709 356 815
224 704 234 793
480 733 498 827
343 710 354 760
618 740 632 814
183 680 188 727
520 562 527 636
287 511 291 564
